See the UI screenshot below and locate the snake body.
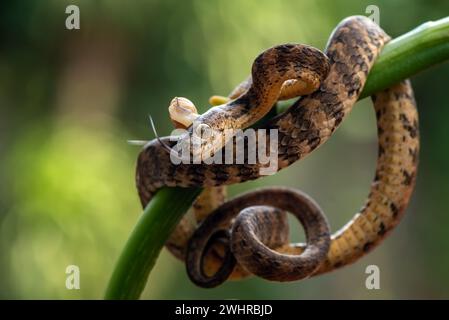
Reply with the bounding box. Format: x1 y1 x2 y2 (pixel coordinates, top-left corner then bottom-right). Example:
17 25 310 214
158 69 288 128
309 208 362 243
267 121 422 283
136 16 419 288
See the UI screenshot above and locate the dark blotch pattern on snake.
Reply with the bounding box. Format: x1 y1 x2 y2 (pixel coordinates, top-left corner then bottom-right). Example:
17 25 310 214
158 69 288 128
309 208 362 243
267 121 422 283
135 16 419 288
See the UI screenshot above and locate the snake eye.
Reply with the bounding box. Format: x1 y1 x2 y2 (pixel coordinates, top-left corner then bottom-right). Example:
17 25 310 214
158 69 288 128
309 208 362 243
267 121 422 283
195 123 211 139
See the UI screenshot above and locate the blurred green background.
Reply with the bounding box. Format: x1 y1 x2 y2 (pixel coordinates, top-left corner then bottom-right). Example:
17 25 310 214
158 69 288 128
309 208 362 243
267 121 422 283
0 0 448 299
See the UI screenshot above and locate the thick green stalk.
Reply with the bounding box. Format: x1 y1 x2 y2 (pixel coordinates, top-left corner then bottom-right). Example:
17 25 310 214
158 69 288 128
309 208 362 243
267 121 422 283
362 17 449 99
105 17 449 300
105 187 202 299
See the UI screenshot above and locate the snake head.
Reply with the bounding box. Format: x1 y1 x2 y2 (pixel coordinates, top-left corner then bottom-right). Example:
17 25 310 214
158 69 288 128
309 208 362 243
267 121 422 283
191 120 227 162
168 97 228 163
176 118 228 163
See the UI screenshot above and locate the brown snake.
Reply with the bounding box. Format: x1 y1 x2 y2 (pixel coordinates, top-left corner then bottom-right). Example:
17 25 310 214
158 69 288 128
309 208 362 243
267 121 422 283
136 16 419 288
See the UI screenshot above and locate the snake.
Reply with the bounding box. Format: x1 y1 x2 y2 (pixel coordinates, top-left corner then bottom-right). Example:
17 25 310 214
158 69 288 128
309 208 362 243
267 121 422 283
136 16 419 288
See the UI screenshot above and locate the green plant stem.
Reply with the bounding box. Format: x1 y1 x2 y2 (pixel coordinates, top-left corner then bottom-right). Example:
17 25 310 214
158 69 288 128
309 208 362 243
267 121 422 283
105 187 202 299
105 17 449 300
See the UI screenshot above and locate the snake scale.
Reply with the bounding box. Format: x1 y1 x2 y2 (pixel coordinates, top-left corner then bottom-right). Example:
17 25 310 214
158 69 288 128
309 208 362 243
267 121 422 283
136 16 419 288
